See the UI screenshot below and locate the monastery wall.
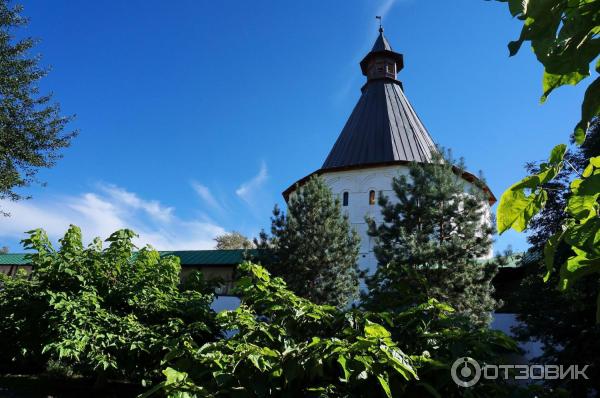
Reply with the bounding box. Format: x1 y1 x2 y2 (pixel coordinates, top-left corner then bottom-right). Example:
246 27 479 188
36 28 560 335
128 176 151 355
321 165 493 273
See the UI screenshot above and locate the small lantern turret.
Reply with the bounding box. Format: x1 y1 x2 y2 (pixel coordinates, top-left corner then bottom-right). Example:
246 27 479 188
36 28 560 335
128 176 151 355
359 25 404 83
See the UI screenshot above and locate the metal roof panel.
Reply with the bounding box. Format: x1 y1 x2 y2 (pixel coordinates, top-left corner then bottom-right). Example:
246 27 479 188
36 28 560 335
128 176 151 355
0 249 261 267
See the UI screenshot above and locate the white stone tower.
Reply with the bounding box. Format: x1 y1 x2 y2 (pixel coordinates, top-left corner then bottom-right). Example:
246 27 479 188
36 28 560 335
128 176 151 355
283 26 496 273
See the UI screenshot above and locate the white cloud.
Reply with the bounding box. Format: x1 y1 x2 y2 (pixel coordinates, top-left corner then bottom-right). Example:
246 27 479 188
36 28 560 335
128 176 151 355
0 185 225 251
191 181 224 212
376 0 398 19
333 0 402 104
99 184 174 222
235 161 268 204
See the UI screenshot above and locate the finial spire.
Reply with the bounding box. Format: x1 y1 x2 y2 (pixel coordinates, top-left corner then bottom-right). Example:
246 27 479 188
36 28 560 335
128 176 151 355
376 15 383 32
360 22 404 79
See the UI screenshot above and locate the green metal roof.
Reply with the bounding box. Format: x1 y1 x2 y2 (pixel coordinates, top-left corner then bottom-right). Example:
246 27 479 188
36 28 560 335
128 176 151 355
0 249 261 267
0 249 535 269
160 249 260 266
0 253 29 265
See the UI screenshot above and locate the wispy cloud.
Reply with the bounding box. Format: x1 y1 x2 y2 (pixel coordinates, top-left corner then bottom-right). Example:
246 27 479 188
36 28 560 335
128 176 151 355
0 185 225 251
333 0 403 103
236 161 268 204
99 183 174 222
376 0 398 19
191 181 224 212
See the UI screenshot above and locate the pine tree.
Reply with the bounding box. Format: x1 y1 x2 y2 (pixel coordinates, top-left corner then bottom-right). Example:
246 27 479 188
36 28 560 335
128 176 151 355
0 1 76 214
365 151 498 326
258 175 360 307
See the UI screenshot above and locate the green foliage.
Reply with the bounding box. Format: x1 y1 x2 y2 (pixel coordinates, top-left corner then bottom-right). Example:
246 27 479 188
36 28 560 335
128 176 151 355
0 225 218 382
498 144 600 320
509 134 600 394
498 0 600 386
145 263 520 397
365 151 498 326
498 144 567 234
0 229 525 396
497 0 600 143
495 0 600 324
214 231 254 250
257 175 361 307
0 1 77 212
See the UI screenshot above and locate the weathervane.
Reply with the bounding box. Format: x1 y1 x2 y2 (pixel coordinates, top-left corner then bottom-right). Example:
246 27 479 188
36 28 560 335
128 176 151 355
376 15 383 32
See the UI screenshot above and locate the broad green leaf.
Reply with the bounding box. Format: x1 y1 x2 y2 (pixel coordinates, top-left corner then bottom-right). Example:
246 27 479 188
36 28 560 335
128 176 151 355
163 367 187 386
548 144 567 165
575 77 600 145
432 301 455 313
383 346 418 380
573 172 600 197
582 156 600 177
377 373 392 398
248 263 271 282
567 192 599 220
575 123 588 145
541 70 588 103
498 145 565 233
337 355 351 381
497 189 547 234
364 320 391 339
558 252 600 290
563 218 600 255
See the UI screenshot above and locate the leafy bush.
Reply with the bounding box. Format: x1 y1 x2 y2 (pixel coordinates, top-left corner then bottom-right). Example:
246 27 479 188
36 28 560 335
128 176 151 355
0 225 219 383
145 262 519 397
0 227 530 396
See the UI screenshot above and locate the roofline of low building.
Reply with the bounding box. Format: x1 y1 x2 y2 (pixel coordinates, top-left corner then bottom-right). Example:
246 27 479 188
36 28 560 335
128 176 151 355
0 249 265 267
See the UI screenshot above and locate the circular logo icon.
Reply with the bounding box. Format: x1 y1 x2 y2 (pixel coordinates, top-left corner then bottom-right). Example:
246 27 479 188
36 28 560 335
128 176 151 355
451 357 481 387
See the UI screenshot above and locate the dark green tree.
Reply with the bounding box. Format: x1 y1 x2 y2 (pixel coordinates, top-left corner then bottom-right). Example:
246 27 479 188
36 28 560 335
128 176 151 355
365 151 498 326
0 1 76 213
258 175 360 307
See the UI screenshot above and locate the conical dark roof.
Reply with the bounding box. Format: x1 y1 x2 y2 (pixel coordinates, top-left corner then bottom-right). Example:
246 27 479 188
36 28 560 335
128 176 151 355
322 31 438 169
371 29 392 52
283 28 496 205
322 81 437 168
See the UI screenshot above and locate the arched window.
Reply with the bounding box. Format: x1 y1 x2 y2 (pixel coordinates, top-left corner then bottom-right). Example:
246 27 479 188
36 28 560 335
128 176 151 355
342 192 349 206
369 190 376 205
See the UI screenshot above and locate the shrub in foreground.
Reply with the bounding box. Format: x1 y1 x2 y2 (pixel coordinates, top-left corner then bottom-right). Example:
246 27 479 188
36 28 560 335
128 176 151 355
145 262 523 397
0 225 219 384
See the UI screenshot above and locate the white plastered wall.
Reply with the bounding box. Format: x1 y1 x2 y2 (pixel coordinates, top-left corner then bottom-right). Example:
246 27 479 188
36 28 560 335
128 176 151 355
320 165 493 274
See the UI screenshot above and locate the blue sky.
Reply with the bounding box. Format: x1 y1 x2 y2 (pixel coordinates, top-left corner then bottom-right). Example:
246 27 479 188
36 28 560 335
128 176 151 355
0 0 586 253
